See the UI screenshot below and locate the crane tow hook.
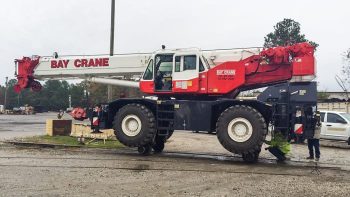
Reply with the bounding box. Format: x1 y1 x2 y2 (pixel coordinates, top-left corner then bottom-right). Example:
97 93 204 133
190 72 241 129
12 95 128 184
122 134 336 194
14 56 41 93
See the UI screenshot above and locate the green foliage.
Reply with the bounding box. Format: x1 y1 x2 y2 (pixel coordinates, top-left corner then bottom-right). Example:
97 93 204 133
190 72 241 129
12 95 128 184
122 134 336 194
0 79 144 111
1 80 82 110
87 81 144 105
264 18 318 49
70 84 85 107
0 85 5 105
317 91 330 100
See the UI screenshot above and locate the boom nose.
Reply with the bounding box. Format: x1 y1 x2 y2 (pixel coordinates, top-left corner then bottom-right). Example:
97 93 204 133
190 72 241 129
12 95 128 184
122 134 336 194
14 56 42 93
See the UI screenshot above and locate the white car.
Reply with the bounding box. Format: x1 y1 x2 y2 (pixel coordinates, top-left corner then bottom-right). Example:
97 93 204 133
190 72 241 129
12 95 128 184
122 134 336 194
320 111 350 144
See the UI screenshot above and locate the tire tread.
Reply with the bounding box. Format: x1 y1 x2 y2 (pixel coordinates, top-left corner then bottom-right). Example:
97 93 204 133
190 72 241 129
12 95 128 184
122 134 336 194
216 105 267 154
113 103 156 147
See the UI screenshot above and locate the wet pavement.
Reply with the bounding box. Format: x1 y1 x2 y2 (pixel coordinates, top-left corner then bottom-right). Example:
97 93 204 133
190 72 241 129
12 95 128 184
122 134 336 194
1 112 349 168
0 113 350 196
0 112 87 140
0 144 349 196
0 113 54 140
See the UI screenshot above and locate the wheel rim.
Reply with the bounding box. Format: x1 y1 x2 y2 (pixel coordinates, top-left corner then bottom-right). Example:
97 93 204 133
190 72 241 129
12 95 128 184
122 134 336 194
227 118 253 142
121 115 142 137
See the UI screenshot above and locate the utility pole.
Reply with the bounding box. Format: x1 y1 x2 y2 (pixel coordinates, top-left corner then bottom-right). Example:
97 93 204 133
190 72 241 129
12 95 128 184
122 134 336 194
110 0 115 57
4 77 8 110
68 95 72 109
108 0 115 102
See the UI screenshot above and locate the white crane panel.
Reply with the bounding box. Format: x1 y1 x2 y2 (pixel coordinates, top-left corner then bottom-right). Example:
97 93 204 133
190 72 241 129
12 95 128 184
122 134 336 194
202 48 261 67
32 47 262 80
34 54 151 80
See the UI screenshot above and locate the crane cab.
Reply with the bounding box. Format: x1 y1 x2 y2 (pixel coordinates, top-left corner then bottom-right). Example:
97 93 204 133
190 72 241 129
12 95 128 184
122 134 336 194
140 50 208 96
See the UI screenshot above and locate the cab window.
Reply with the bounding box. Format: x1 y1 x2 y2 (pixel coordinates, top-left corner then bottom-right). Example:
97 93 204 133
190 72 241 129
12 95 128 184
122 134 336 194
327 113 345 123
199 58 205 72
143 59 153 80
175 56 181 72
184 55 196 70
155 54 173 76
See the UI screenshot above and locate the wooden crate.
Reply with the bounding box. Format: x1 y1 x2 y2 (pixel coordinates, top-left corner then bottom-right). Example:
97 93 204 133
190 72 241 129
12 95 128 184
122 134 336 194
46 119 72 136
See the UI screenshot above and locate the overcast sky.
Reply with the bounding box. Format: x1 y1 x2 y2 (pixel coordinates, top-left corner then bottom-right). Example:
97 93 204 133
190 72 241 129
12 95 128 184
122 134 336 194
0 0 349 91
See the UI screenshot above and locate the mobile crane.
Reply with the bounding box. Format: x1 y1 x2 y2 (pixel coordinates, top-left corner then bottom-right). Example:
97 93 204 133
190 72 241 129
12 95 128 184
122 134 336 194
14 42 316 162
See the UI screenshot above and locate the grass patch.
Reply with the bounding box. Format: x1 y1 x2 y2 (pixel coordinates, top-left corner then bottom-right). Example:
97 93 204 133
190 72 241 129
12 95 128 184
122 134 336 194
18 135 124 149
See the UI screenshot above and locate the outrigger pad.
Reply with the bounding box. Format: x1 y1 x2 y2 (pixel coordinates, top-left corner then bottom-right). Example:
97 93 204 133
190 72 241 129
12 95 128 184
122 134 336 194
267 147 286 161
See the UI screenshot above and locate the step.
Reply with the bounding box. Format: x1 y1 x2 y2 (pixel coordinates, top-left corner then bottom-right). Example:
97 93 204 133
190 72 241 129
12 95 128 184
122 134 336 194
157 126 173 130
157 118 174 121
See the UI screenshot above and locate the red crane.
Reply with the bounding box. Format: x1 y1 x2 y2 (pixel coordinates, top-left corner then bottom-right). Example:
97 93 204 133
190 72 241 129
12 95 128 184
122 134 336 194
14 42 316 162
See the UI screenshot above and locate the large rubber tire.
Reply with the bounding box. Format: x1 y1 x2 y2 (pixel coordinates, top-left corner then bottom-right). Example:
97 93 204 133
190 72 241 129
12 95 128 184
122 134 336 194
216 105 267 155
242 149 261 163
138 145 152 155
113 103 156 147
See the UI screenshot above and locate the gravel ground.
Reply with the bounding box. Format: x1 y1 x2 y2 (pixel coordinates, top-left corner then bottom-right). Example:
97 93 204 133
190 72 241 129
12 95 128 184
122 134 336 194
166 131 350 171
0 113 350 196
0 143 349 197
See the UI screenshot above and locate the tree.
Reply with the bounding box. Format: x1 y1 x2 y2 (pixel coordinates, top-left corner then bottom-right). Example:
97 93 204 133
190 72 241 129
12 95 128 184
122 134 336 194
264 18 318 49
87 82 108 105
5 79 21 109
335 49 350 112
69 83 85 108
86 80 144 106
0 85 5 105
3 79 71 111
2 78 144 111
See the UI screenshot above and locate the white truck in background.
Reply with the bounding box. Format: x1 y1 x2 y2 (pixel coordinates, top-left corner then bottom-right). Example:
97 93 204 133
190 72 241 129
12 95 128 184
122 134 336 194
320 111 350 144
0 105 4 114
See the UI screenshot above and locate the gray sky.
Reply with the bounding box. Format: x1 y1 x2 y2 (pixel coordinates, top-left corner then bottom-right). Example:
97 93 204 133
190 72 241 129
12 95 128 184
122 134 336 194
0 0 349 91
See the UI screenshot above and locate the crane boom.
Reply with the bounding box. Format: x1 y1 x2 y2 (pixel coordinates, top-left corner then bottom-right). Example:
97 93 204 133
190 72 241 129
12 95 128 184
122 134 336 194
25 54 151 79
14 47 262 92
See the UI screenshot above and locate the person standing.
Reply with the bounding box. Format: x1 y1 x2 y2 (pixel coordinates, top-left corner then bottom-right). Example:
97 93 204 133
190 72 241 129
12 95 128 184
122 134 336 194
306 111 321 161
91 104 103 133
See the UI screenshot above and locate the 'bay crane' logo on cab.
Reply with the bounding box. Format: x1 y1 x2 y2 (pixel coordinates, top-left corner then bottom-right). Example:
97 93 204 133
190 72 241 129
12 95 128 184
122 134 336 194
216 69 236 80
216 69 236 75
51 58 110 68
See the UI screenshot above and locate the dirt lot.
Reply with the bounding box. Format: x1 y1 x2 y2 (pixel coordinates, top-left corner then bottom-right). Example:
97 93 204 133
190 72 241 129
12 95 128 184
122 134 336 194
0 113 350 196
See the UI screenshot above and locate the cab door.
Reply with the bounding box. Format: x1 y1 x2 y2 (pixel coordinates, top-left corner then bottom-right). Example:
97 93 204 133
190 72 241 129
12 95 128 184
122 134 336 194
139 58 155 94
172 53 200 93
324 112 349 140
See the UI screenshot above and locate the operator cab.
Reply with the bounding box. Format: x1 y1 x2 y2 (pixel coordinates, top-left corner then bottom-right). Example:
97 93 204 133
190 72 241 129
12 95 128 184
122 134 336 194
141 48 208 94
